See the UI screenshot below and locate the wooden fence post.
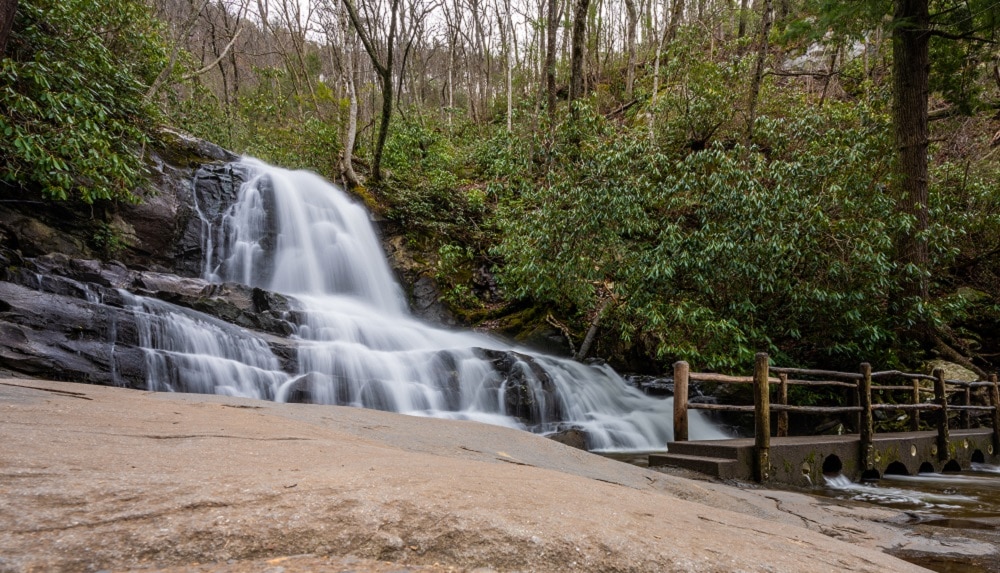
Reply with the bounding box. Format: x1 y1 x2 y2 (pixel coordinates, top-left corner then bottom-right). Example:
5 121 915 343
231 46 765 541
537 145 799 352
848 378 860 432
962 385 971 429
673 361 689 443
753 352 771 482
777 372 789 438
990 374 1000 455
933 368 950 462
858 363 874 472
910 379 921 431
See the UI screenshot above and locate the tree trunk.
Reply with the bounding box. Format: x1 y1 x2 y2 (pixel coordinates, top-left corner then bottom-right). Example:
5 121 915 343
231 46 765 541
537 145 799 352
374 41 395 183
649 5 670 142
505 0 514 131
738 0 749 39
546 0 559 115
624 0 637 98
777 0 789 20
892 0 930 304
668 0 684 42
746 0 772 140
568 0 590 103
574 298 610 361
339 7 361 188
0 0 18 56
341 0 399 184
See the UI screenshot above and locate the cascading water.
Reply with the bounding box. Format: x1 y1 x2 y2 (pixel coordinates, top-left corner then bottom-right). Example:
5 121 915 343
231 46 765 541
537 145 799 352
123 292 288 399
130 157 727 451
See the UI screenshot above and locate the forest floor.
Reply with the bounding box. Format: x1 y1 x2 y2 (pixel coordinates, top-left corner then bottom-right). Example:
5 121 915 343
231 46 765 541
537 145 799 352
0 377 995 573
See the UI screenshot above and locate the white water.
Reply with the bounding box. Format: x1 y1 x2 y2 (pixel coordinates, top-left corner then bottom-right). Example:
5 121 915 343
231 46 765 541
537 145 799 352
130 158 728 451
823 473 979 509
971 462 1000 474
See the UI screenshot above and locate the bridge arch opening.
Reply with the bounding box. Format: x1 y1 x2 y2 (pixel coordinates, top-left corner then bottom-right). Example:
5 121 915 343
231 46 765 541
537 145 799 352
860 468 880 482
885 461 909 476
943 459 962 473
972 450 986 464
822 455 843 476
918 462 935 473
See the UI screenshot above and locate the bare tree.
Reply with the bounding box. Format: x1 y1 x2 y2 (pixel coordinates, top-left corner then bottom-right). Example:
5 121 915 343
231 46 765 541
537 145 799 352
738 0 749 39
146 0 211 101
667 0 683 41
502 0 514 130
342 0 400 183
442 0 460 126
746 0 772 139
624 0 637 98
320 0 362 186
545 0 558 115
568 0 590 103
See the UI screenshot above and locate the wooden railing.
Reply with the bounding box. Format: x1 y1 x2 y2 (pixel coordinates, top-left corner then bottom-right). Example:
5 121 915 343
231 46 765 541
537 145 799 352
673 352 1000 481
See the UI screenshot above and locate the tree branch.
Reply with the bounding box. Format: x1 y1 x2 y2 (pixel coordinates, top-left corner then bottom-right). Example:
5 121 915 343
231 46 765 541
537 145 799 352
341 0 387 75
145 0 211 101
180 26 244 81
925 29 997 44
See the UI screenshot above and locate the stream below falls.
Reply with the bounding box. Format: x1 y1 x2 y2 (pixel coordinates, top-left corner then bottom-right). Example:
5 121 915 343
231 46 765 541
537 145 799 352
611 451 1000 573
821 465 1000 572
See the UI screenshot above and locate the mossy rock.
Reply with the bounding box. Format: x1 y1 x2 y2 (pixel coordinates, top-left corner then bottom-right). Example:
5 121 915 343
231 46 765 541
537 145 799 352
349 185 387 218
489 306 570 355
153 127 237 167
924 360 979 382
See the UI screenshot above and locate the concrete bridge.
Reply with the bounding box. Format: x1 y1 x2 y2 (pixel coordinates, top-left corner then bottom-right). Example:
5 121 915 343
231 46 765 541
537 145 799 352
650 353 1000 485
651 429 999 485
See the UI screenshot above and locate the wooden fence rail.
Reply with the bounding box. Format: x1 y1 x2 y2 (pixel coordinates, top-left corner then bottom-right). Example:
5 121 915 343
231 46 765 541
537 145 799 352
673 353 1000 482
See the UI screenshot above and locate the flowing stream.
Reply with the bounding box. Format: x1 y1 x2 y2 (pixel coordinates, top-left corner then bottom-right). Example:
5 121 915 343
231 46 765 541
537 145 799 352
821 469 1000 572
127 158 726 451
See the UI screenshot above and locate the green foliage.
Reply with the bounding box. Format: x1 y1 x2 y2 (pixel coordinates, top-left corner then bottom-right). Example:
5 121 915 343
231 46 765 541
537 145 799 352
653 52 751 152
380 116 486 240
0 0 167 203
91 221 129 259
435 243 481 309
486 97 911 371
929 36 982 114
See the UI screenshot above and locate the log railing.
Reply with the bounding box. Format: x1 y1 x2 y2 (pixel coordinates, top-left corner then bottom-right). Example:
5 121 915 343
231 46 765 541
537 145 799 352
672 352 1000 482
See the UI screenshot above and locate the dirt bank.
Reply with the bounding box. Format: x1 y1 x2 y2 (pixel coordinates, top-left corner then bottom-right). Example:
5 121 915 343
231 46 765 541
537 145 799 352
0 379 987 572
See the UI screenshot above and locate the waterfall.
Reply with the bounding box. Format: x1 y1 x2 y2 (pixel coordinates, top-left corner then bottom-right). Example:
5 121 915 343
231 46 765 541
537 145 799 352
131 157 726 451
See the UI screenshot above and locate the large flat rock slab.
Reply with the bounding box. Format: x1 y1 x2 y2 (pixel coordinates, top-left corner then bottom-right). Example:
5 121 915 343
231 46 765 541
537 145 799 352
0 379 945 572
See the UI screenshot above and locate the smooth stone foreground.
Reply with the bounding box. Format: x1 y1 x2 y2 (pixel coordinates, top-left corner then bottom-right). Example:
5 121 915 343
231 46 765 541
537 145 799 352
0 379 983 573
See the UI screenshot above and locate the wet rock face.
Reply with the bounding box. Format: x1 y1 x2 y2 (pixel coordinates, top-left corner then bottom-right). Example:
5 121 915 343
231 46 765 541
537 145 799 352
0 250 299 387
0 272 147 388
122 161 250 278
410 276 455 326
476 348 563 425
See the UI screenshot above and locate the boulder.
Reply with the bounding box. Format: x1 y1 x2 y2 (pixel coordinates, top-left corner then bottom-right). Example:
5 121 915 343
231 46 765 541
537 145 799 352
925 360 980 382
475 348 563 424
546 427 589 451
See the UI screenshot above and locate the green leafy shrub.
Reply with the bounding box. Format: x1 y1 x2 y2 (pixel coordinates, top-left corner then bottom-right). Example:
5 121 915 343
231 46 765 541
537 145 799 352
488 99 909 371
380 117 486 239
1 0 167 203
